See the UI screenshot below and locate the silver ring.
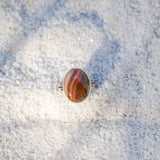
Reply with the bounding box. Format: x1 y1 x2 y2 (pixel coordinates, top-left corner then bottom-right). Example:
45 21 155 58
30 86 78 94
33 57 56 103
57 68 94 102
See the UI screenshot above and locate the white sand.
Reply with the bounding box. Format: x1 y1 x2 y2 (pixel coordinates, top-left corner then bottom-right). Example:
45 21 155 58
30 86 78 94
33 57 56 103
0 0 160 159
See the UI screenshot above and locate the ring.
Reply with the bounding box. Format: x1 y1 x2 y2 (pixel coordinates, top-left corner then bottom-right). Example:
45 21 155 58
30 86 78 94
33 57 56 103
58 68 94 102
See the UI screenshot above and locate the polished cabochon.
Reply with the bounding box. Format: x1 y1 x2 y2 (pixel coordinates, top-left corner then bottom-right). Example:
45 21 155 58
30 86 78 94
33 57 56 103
64 69 90 102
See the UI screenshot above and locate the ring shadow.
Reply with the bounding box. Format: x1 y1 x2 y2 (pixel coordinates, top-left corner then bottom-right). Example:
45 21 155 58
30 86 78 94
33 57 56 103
85 37 121 89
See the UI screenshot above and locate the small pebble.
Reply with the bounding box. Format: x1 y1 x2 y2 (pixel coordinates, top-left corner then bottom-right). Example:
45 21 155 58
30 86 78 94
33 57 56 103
105 100 109 104
15 80 20 86
54 153 58 156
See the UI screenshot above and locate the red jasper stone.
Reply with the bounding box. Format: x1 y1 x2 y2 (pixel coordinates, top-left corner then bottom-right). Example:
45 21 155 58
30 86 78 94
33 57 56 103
64 69 90 102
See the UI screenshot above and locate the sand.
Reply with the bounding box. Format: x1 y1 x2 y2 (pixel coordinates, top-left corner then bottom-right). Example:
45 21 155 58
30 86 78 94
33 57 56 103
0 0 160 159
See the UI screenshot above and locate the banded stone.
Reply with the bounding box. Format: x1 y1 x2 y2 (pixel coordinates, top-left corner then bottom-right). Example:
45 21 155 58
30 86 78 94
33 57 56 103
64 69 90 102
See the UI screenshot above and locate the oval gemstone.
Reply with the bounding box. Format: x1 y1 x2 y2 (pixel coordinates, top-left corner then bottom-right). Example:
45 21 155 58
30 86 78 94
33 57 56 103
64 69 90 102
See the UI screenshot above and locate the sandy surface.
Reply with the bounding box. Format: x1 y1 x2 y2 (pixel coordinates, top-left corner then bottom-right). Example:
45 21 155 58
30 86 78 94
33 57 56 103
0 0 160 159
